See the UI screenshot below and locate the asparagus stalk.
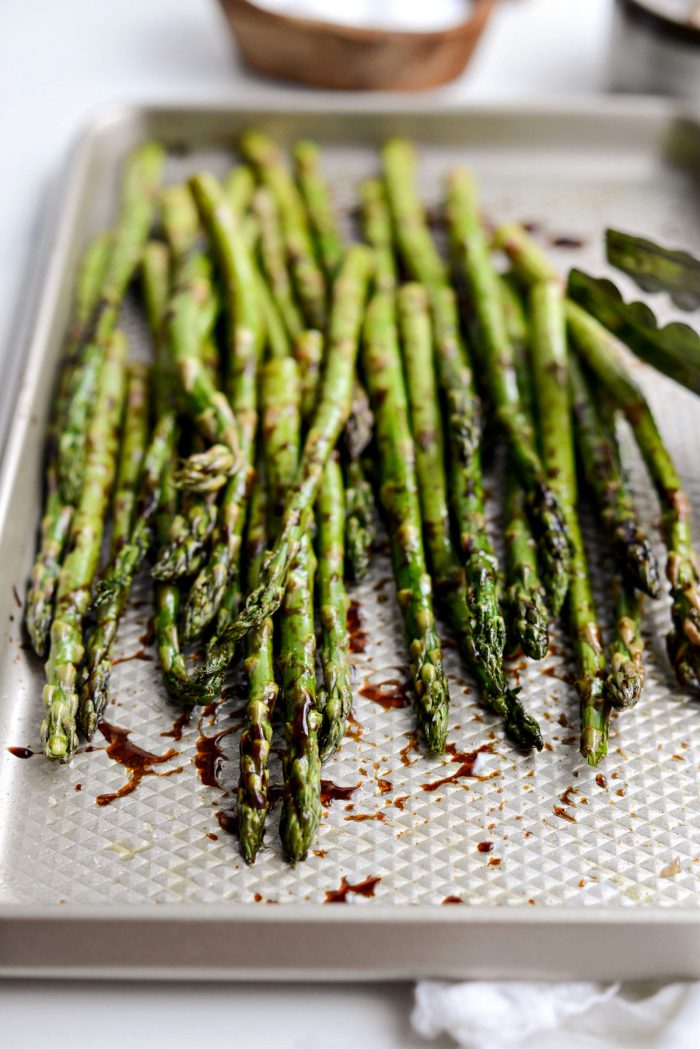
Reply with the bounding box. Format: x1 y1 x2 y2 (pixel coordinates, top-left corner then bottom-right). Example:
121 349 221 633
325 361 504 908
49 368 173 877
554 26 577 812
182 173 262 640
94 244 179 606
238 462 278 864
252 186 305 341
241 131 327 330
294 329 324 421
399 284 541 748
315 454 354 761
567 301 700 690
140 245 190 697
189 245 373 702
25 233 112 658
362 289 450 753
427 287 504 682
500 276 550 660
293 139 343 280
279 527 320 862
159 184 240 493
492 222 560 287
530 282 608 765
78 362 150 738
226 181 293 362
41 332 127 761
446 169 571 615
569 356 660 598
261 357 321 862
359 178 397 294
151 494 217 580
224 165 256 216
57 143 164 505
381 139 446 289
606 580 645 710
342 383 376 583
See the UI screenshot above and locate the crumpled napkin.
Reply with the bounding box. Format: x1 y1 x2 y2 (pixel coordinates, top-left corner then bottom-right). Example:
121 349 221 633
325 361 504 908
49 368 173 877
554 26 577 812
412 981 700 1049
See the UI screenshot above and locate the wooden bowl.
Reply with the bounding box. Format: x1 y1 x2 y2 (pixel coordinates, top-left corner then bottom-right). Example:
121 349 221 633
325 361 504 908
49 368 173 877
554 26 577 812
216 0 497 91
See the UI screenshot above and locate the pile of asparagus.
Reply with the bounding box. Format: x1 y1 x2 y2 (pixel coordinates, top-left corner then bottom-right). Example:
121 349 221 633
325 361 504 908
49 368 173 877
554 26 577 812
25 132 700 865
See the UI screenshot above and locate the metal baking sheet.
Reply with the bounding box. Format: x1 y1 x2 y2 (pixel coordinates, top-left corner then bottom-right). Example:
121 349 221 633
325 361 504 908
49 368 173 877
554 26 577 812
2 100 700 980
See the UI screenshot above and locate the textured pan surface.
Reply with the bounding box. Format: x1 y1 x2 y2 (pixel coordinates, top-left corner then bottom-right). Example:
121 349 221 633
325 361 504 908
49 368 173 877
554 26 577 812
1 104 700 917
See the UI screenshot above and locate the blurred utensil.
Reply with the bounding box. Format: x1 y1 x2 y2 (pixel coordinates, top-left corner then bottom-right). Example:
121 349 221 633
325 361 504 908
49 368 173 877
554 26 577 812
610 0 700 97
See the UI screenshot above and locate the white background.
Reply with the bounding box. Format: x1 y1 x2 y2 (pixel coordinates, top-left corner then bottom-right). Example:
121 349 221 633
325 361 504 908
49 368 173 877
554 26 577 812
1 2 612 1047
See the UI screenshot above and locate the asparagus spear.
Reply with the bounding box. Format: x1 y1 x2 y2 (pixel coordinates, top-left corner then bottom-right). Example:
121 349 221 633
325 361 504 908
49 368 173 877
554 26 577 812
569 267 700 398
224 165 256 216
151 494 217 580
294 329 324 421
446 169 571 615
362 289 450 753
279 526 320 862
289 147 378 582
252 186 305 341
189 245 373 702
140 244 190 697
238 463 278 864
315 454 354 762
492 222 560 287
398 284 541 748
79 362 150 738
569 355 660 598
530 281 608 765
240 131 327 330
359 178 397 293
57 143 164 505
426 288 503 679
41 331 127 761
499 276 550 660
25 233 112 658
341 382 376 583
606 580 645 710
293 139 343 279
381 139 446 289
159 185 241 491
261 357 321 861
567 300 700 691
93 244 179 605
182 173 262 640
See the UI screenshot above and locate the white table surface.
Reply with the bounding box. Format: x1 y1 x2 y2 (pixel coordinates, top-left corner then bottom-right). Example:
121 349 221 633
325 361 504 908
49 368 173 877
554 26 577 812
1 2 611 1046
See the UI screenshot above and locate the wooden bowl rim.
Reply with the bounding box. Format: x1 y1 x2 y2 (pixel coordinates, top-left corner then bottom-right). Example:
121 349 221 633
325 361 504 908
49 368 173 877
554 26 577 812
221 0 495 43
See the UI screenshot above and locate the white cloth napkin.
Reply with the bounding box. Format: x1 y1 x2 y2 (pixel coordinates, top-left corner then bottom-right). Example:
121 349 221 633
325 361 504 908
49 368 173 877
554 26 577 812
412 981 700 1049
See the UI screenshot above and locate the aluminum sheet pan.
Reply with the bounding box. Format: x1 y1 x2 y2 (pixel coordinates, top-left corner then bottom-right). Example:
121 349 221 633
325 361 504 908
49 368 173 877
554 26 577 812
1 100 700 979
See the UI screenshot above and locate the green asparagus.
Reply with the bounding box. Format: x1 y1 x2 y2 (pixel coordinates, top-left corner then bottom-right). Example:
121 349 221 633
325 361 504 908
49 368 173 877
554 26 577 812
530 281 608 764
363 289 450 753
446 170 571 615
567 300 700 691
252 186 305 341
293 139 343 279
359 178 397 294
187 245 373 702
42 331 127 761
605 580 645 710
398 284 541 748
25 232 112 657
79 362 150 738
57 143 163 505
241 131 327 330
183 172 262 639
569 355 660 597
261 357 322 862
237 463 278 864
500 275 549 660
